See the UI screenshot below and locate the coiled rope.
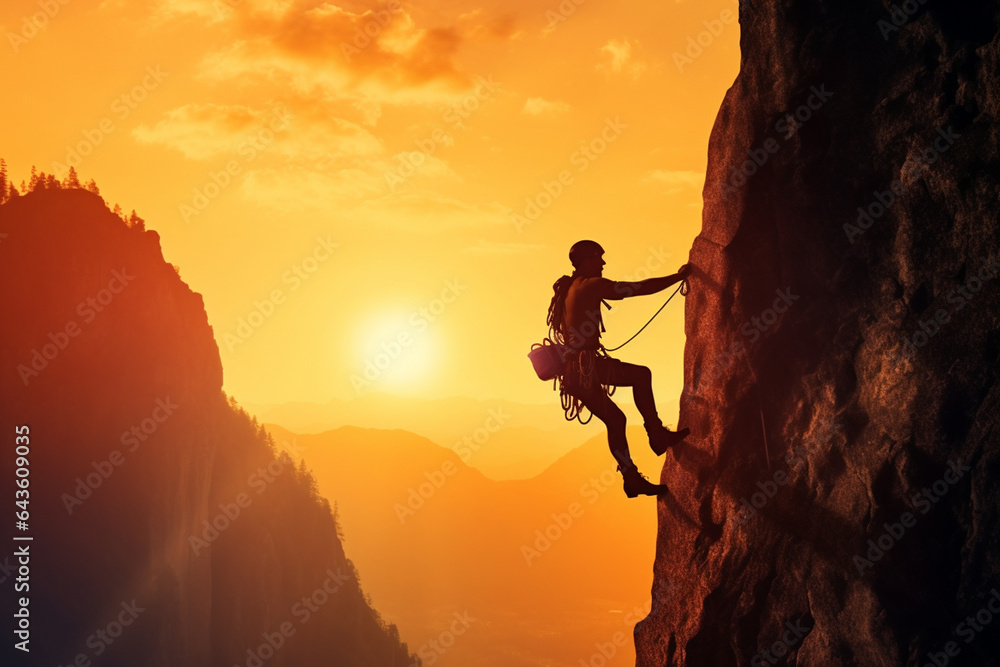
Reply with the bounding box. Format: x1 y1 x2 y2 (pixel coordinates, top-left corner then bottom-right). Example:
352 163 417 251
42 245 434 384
554 279 689 423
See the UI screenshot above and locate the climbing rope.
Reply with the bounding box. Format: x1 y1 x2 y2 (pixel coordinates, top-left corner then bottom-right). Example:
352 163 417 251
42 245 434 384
550 278 689 424
604 279 688 352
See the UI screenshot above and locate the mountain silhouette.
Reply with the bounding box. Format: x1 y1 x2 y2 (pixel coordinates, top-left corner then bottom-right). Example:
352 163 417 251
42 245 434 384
264 422 668 667
247 393 629 480
0 186 415 666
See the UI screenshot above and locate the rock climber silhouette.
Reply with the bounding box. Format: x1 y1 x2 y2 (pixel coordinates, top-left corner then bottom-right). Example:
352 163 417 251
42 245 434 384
544 240 690 497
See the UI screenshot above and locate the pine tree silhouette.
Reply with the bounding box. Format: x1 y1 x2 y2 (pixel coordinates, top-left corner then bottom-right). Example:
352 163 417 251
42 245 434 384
63 166 81 189
0 159 8 205
128 210 145 232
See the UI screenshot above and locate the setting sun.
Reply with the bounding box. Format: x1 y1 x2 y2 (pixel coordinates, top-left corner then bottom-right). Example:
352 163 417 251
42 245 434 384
352 308 444 394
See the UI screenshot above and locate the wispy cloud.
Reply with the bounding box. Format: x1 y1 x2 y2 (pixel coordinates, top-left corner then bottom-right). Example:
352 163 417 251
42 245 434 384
598 39 646 79
521 97 570 116
461 240 546 254
643 169 704 194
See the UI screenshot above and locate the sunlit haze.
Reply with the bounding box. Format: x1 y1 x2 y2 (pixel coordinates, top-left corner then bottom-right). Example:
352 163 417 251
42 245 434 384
1 0 739 406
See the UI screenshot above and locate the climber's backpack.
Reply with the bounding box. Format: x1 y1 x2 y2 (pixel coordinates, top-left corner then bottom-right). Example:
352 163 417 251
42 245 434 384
528 339 568 381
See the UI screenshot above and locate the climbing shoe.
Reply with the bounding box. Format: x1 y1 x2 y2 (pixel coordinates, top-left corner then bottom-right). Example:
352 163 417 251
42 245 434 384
646 422 690 456
619 463 669 498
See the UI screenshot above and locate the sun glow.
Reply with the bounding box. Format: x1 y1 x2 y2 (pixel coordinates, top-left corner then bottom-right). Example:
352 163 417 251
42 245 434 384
353 310 440 395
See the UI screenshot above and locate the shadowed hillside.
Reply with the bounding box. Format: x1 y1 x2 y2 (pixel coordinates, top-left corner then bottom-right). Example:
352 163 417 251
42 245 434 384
0 186 415 666
265 422 668 667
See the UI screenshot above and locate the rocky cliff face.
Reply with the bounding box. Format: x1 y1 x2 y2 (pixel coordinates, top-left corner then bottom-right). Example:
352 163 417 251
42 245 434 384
637 2 1000 665
0 189 414 666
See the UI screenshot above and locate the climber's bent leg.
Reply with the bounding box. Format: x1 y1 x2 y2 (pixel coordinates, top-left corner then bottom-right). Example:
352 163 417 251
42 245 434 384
592 356 688 456
576 388 632 469
568 374 668 499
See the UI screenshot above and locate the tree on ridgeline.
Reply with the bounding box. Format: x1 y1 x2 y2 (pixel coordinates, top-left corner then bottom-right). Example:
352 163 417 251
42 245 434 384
63 166 81 189
0 159 150 234
127 210 145 231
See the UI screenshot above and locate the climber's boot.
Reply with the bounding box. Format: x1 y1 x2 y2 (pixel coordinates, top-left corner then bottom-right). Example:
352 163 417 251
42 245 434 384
646 420 690 456
619 462 669 498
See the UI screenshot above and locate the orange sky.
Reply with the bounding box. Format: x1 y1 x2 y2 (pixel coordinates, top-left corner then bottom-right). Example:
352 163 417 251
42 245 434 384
1 0 740 407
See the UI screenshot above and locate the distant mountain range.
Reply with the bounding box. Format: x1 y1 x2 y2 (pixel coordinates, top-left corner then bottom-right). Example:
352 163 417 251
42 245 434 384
262 421 680 667
247 392 679 481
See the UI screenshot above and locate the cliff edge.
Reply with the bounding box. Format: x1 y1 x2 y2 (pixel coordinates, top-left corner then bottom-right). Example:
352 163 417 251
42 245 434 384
637 2 1000 665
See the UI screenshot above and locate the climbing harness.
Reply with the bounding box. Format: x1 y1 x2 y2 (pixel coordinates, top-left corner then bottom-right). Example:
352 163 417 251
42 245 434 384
530 277 689 423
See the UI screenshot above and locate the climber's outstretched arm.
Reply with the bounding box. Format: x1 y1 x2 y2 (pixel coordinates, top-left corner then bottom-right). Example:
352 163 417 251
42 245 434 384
611 264 690 299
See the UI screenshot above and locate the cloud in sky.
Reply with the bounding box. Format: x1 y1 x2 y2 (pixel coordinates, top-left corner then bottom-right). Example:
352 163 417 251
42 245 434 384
643 169 704 194
521 97 571 116
131 0 521 215
157 0 513 113
598 38 647 79
461 240 546 254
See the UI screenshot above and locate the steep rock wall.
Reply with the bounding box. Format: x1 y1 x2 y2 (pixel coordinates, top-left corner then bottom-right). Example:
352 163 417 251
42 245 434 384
637 2 1000 665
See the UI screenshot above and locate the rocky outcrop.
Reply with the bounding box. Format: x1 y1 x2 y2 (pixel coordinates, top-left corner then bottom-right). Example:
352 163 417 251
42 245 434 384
0 189 414 666
637 2 1000 665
